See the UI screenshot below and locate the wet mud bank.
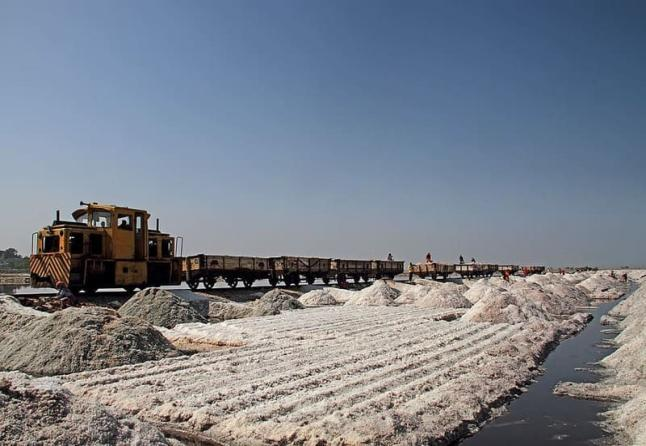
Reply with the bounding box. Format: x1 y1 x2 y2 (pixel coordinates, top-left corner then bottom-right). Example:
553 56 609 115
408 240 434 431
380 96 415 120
460 292 632 445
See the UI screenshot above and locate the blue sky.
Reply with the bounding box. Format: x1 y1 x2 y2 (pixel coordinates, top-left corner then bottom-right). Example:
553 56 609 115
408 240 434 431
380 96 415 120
1 0 645 266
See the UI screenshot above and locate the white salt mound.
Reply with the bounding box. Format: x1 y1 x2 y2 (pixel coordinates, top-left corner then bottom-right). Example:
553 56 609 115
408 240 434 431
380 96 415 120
157 322 249 350
0 371 169 445
576 272 626 300
462 290 551 324
254 289 304 312
298 289 339 306
344 280 399 306
0 295 48 338
463 280 508 304
395 283 471 309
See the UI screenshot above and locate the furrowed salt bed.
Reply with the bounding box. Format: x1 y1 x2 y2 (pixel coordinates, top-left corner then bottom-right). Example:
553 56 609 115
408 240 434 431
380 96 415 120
63 305 571 445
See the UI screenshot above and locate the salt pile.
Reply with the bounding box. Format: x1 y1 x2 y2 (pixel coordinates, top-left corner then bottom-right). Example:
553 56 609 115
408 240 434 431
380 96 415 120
298 289 339 306
0 371 169 445
119 288 207 328
462 290 551 324
157 322 249 351
0 307 177 375
60 305 585 446
0 295 47 338
254 289 305 312
576 272 626 300
208 300 278 321
463 280 508 304
553 277 646 445
344 280 399 306
395 283 472 309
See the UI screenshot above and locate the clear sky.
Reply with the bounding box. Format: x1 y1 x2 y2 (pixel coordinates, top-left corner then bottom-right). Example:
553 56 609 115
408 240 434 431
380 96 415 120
1 0 645 267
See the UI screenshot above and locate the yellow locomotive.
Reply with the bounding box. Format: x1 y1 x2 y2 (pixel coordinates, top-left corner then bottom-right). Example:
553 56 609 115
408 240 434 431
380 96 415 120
30 202 182 293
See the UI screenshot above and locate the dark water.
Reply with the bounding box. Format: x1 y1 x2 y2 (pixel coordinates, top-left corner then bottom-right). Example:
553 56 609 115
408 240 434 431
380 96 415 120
460 297 628 445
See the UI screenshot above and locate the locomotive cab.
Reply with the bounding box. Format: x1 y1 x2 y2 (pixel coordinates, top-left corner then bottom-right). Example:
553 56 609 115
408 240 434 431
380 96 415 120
30 202 182 293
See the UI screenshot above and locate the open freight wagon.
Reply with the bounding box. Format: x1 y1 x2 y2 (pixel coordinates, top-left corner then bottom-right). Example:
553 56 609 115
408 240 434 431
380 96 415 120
270 256 331 286
408 262 455 280
183 254 272 290
454 263 499 278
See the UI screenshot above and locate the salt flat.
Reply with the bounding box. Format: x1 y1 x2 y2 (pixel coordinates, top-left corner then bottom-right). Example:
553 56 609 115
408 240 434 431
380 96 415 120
64 306 540 445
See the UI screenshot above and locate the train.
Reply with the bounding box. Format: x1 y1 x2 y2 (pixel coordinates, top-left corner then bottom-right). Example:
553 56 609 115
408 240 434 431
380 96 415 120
29 203 544 292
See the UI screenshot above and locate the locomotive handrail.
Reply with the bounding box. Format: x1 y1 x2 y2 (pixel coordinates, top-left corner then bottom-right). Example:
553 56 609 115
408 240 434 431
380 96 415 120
176 236 184 257
31 232 38 255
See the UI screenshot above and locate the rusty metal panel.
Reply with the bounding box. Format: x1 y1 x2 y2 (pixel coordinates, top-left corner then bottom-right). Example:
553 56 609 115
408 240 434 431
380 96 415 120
115 261 147 285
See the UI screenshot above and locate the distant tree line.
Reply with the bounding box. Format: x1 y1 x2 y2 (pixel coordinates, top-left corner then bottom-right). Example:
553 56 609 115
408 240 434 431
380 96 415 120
0 248 29 272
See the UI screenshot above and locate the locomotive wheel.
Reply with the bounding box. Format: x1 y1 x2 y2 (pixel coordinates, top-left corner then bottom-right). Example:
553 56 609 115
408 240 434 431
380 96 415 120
243 278 254 289
226 277 239 288
204 276 216 290
305 274 315 285
322 276 330 285
187 277 200 291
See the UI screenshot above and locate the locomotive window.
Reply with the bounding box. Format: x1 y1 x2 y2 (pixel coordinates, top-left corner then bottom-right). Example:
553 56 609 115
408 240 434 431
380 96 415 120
69 232 83 254
43 236 60 253
117 214 132 230
92 211 111 228
161 239 173 258
148 239 158 258
75 212 88 224
89 234 102 255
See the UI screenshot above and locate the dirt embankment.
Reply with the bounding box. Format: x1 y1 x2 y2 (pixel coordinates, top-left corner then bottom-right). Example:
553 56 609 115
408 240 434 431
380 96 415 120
554 273 646 445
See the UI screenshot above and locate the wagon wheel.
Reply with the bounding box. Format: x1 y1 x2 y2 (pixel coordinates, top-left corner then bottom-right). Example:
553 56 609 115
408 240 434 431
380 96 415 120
353 274 361 283
203 276 216 290
363 275 371 283
337 273 347 284
187 277 200 291
321 276 330 285
306 274 315 285
226 277 239 289
269 276 278 287
289 273 300 287
243 277 254 289
124 286 136 294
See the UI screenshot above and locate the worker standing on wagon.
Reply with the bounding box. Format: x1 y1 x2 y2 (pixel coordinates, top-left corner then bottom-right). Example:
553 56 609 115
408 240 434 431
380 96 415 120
387 253 393 261
425 252 432 263
471 257 476 263
459 255 464 265
55 281 78 308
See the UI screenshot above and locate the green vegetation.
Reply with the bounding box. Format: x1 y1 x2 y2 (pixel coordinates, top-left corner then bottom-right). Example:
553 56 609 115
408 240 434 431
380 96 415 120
0 248 30 272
